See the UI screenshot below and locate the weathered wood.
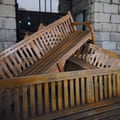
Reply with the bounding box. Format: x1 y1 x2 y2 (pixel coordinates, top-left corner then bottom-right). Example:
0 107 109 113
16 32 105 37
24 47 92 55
33 97 120 120
1 11 82 79
0 68 120 119
70 43 120 70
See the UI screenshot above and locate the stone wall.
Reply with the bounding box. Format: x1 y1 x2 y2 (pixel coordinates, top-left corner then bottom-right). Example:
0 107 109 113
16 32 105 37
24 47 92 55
71 0 120 53
90 0 120 53
0 0 16 51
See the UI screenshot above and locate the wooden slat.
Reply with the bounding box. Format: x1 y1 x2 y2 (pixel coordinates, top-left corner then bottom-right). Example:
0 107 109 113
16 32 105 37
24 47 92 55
113 74 117 96
99 75 103 100
108 74 112 98
94 76 99 102
5 90 11 119
37 84 43 114
58 81 63 110
30 85 35 117
86 76 94 104
9 54 20 74
104 75 108 98
70 79 75 107
75 78 80 105
44 83 50 113
81 78 85 104
1 61 13 78
64 80 69 108
22 87 28 120
15 88 20 120
51 81 56 112
117 74 120 96
4 57 18 76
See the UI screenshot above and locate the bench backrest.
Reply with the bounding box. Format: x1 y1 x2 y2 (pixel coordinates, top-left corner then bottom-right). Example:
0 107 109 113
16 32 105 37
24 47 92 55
0 12 77 79
74 43 120 68
0 68 120 119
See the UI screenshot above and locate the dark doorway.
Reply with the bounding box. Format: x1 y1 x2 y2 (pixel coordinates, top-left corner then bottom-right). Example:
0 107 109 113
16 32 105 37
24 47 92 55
16 0 65 42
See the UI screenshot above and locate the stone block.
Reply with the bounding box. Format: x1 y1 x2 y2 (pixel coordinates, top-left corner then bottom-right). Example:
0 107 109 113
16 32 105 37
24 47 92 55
111 15 120 23
0 17 16 29
102 23 117 32
102 41 116 50
1 0 15 5
0 43 4 51
92 2 104 12
0 4 15 17
4 41 15 50
110 33 120 41
118 25 120 32
95 0 110 3
93 23 102 31
95 32 110 41
0 29 16 42
119 5 120 13
112 0 120 4
116 42 120 50
94 13 110 22
104 4 118 13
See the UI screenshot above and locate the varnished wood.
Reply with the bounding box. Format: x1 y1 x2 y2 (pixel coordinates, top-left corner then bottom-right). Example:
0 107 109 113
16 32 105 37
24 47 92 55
0 68 120 119
0 11 94 80
70 43 120 70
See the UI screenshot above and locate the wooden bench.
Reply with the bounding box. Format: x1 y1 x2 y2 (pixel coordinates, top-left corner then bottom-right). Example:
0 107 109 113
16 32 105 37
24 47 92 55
0 11 95 79
70 43 120 69
0 68 120 120
18 30 93 77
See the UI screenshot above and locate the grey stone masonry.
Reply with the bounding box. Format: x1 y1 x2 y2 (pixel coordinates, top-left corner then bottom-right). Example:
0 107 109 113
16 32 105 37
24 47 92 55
0 0 16 51
87 0 120 53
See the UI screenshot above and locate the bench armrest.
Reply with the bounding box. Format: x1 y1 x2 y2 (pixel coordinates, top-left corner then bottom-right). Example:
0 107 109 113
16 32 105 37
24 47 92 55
72 21 95 43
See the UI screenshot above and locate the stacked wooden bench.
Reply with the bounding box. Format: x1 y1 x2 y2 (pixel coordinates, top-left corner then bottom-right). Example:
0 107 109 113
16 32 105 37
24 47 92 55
0 68 120 120
0 11 95 79
69 43 120 70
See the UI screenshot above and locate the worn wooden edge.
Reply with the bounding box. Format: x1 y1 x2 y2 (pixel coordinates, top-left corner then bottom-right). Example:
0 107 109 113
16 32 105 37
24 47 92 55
29 97 120 120
0 68 120 89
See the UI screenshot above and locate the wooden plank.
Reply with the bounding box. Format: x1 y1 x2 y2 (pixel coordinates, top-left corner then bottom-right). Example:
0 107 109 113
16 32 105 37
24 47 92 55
18 48 30 67
22 46 34 65
51 81 56 112
9 54 21 73
34 39 45 56
5 57 18 76
99 75 103 100
22 87 28 120
1 61 13 78
30 85 35 117
15 88 20 120
104 75 108 98
5 89 11 119
108 74 112 98
58 81 63 110
94 76 99 102
64 80 69 108
113 74 117 96
75 78 80 105
37 84 43 114
117 74 120 96
44 83 50 113
81 78 85 104
70 79 75 107
37 97 120 120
